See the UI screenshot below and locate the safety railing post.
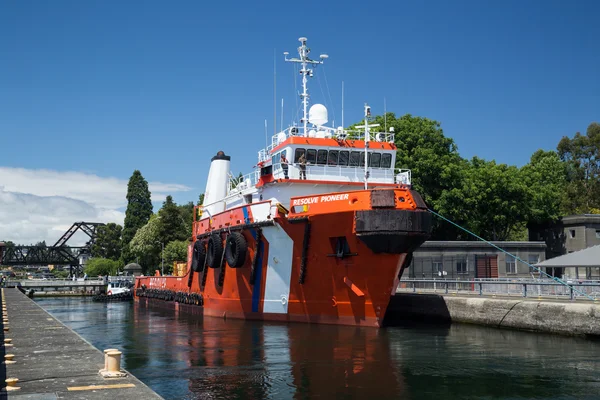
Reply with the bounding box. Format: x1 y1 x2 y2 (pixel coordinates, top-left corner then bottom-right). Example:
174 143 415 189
522 283 527 298
412 282 416 293
570 286 574 301
478 282 483 296
445 282 448 294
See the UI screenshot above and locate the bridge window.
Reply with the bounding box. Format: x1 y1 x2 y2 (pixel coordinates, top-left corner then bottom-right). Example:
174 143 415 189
370 152 381 168
328 150 339 166
317 150 328 165
306 149 317 164
381 153 392 168
294 148 306 163
349 151 361 167
339 151 349 166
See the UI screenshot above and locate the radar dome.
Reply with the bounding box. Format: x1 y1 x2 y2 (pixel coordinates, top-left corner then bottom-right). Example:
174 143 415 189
308 104 328 126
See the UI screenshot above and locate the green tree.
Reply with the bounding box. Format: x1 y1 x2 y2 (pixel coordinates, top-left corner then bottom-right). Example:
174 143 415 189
158 195 188 243
52 269 70 279
122 170 153 247
437 157 531 241
129 214 161 273
520 150 566 225
198 193 204 205
91 223 123 260
84 258 122 277
557 122 600 214
177 201 195 237
350 113 462 210
162 240 189 274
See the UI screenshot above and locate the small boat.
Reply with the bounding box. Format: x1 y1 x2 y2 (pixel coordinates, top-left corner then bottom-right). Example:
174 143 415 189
134 37 432 326
93 280 133 302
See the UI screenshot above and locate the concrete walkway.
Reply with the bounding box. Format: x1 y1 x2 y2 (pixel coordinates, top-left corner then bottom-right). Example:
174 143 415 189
0 288 162 399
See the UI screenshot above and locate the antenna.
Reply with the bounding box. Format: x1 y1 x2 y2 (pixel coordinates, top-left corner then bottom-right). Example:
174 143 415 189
354 104 381 190
280 98 284 132
284 37 327 136
384 97 387 133
264 119 268 152
341 81 344 128
364 103 370 190
273 48 277 136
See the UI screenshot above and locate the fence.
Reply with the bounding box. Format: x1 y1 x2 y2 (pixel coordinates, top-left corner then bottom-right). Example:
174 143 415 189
397 278 600 301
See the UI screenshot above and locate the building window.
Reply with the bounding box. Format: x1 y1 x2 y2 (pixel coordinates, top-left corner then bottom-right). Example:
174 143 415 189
528 254 539 265
432 261 443 273
456 259 467 274
506 256 517 274
569 229 576 238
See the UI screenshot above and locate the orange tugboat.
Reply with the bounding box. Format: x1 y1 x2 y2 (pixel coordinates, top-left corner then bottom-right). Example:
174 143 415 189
134 37 431 327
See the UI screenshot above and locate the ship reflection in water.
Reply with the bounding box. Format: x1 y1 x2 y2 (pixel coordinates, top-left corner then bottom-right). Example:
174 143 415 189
36 298 600 400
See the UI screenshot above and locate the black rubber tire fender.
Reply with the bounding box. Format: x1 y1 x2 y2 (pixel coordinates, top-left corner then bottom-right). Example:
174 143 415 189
192 240 207 272
206 234 224 268
225 232 248 268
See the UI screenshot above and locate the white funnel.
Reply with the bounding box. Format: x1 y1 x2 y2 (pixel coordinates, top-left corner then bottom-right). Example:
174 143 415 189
201 151 230 220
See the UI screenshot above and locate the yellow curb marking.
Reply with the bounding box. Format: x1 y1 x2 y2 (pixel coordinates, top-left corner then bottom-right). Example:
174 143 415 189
67 383 136 391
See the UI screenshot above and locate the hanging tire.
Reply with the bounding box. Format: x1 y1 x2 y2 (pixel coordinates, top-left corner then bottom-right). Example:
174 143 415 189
206 234 223 268
192 240 207 272
225 232 248 268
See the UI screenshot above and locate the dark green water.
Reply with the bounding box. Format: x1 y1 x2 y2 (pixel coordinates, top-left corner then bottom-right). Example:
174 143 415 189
35 297 600 400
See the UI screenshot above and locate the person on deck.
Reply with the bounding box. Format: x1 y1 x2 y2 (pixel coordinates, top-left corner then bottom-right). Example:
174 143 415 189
281 153 289 179
298 153 307 180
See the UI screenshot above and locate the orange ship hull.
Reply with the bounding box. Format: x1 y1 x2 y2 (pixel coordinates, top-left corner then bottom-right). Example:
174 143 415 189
134 187 431 327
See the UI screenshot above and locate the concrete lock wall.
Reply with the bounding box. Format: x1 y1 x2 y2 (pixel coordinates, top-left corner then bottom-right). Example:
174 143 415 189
387 294 600 337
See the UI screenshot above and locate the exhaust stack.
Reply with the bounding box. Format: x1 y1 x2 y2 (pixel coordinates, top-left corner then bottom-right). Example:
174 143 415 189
201 151 231 220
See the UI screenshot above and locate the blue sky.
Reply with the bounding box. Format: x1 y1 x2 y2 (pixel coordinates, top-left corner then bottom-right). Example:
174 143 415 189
1 0 599 238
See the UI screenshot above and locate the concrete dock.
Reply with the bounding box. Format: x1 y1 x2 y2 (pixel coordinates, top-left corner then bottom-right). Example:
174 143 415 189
388 292 600 337
0 288 162 399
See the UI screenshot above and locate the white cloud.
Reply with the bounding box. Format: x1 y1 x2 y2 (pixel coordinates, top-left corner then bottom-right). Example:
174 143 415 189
0 167 191 245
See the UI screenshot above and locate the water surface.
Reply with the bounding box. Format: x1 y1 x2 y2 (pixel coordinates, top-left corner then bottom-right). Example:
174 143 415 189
36 298 600 399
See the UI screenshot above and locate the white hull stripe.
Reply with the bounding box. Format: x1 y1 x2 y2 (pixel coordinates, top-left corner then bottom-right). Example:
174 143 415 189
261 224 294 314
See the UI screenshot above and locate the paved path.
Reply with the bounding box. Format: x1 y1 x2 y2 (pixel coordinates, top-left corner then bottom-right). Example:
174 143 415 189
0 288 162 399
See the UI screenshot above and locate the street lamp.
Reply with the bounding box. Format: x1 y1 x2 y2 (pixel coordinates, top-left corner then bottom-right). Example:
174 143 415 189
156 241 164 276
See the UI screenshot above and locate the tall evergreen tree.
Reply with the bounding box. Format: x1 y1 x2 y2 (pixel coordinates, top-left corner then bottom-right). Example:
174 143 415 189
158 195 188 243
91 223 123 260
122 170 153 247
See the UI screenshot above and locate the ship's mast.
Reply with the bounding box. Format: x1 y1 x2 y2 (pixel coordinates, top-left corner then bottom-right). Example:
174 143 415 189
356 103 380 189
284 37 328 136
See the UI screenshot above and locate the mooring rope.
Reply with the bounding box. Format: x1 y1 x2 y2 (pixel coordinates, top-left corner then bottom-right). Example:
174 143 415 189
427 209 597 301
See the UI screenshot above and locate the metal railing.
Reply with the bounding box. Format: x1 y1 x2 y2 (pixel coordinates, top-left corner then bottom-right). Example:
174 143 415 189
258 126 396 162
397 278 600 301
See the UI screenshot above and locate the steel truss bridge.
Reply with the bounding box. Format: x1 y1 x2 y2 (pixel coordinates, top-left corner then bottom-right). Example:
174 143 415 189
0 222 105 276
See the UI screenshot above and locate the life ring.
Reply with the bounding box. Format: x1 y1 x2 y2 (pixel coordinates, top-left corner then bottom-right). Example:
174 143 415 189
107 290 113 296
192 240 207 272
225 232 247 268
206 233 223 268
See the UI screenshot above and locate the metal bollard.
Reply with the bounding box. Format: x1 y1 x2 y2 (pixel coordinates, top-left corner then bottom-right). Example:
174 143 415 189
445 282 448 294
523 283 527 298
106 351 122 372
5 378 20 391
102 348 118 371
478 283 483 296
